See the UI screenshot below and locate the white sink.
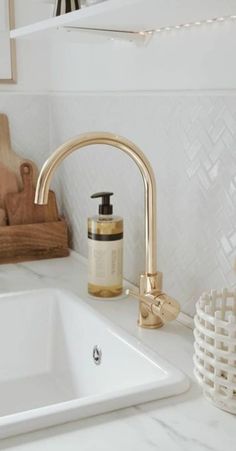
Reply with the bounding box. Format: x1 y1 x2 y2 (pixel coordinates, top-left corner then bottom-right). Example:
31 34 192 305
0 289 189 439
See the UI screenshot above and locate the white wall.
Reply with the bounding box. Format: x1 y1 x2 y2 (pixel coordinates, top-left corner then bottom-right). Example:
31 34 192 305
0 0 52 92
49 21 236 91
2 0 236 92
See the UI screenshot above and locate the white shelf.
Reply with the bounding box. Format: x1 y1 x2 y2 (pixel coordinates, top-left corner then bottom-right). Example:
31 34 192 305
10 0 236 40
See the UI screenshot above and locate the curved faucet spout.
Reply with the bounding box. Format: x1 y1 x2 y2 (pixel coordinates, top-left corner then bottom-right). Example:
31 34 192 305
35 132 157 276
35 131 180 328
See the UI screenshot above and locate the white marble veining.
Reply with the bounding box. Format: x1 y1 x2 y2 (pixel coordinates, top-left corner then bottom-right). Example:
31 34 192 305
0 252 235 451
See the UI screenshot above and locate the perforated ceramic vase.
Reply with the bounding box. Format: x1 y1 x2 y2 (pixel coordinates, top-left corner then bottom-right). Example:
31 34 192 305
194 288 236 414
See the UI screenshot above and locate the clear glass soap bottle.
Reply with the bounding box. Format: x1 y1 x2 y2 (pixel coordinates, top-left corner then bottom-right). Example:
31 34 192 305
88 192 123 298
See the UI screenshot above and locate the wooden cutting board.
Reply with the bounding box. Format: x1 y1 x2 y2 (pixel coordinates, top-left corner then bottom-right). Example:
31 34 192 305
0 162 18 209
0 113 38 188
5 162 59 226
0 208 7 226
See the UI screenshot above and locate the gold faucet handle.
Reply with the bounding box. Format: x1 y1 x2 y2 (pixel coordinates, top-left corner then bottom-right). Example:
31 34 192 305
126 289 180 324
152 292 180 323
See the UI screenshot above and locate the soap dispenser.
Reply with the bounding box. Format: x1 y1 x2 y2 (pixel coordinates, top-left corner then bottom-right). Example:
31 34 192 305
88 192 123 298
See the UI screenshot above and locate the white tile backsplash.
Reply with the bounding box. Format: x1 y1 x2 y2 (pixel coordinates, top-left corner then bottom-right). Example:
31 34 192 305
0 93 235 317
49 94 236 316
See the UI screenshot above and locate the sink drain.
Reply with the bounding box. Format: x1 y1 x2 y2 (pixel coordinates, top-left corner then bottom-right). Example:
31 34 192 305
93 345 102 365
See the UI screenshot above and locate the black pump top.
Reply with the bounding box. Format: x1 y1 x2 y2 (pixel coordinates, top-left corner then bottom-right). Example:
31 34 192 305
91 192 114 215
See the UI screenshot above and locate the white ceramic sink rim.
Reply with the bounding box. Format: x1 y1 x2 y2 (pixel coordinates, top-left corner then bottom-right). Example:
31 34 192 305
0 288 189 439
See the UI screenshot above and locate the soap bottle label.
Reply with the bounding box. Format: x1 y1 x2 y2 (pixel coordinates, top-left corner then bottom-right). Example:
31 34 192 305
88 236 123 287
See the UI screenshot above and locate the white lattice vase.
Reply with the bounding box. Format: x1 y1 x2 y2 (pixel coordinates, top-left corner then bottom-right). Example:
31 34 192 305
194 288 236 414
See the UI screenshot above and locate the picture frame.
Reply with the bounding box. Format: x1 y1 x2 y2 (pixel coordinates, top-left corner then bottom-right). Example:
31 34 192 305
0 0 16 83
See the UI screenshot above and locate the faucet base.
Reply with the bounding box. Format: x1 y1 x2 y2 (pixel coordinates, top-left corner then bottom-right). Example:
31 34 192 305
126 272 180 328
138 310 164 328
138 272 163 329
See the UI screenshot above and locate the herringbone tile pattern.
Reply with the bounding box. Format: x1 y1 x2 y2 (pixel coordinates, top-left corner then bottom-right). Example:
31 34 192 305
50 95 236 316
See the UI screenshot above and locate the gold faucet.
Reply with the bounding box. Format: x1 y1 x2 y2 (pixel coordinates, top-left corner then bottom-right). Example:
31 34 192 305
34 132 180 329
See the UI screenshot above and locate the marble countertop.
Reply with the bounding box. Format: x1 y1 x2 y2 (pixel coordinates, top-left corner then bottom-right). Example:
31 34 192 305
0 252 235 451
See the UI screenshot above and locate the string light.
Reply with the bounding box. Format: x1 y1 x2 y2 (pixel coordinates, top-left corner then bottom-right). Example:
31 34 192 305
139 14 236 38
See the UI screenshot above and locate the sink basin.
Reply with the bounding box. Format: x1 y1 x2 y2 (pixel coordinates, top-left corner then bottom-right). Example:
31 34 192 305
0 288 189 439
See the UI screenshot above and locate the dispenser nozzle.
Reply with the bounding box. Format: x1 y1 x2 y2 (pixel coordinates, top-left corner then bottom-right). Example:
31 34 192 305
91 192 114 215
